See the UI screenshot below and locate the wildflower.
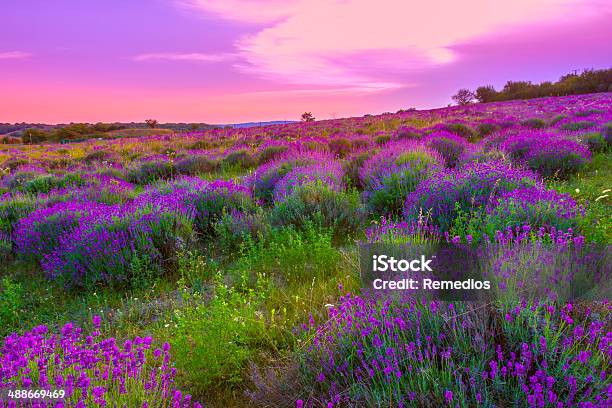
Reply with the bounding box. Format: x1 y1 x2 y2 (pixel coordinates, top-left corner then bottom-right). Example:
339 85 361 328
444 389 453 403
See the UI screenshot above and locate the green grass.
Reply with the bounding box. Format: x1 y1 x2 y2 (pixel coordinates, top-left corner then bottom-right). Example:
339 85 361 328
551 151 611 242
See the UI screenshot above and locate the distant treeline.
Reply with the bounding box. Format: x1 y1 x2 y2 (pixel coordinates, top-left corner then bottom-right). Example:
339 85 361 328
473 68 612 103
1 122 217 144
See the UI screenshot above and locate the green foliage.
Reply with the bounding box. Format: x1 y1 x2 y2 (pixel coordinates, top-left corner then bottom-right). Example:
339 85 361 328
128 255 160 292
327 138 352 158
0 278 24 332
5 171 39 191
527 151 588 180
448 203 486 243
257 145 289 164
0 194 38 235
550 114 567 126
221 149 255 170
170 273 268 393
214 209 271 253
177 249 217 290
375 134 391 145
270 182 364 240
520 118 547 129
484 198 578 237
476 122 499 136
127 161 174 184
475 85 497 103
21 173 85 195
82 150 109 163
22 128 51 144
445 123 478 141
552 152 611 243
560 121 596 131
189 186 255 236
468 68 612 103
342 151 375 190
366 150 440 216
581 132 608 153
174 155 217 176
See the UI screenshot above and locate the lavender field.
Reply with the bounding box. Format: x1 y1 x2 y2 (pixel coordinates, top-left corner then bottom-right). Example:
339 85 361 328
1 93 611 407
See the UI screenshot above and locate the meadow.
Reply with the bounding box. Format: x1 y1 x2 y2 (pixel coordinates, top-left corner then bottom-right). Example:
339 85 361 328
0 93 611 407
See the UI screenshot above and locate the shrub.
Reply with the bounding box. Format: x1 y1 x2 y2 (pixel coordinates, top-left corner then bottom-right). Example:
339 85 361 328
42 205 193 289
360 142 443 216
1 320 201 407
273 162 344 202
81 176 135 204
424 132 470 168
484 187 581 235
392 126 421 140
82 149 109 163
477 122 500 136
21 173 86 195
0 194 39 235
21 175 57 195
375 134 391 145
270 182 364 239
175 155 217 175
574 109 603 117
221 149 255 169
445 122 478 141
215 209 271 252
404 160 537 231
501 133 591 179
520 118 546 129
327 138 352 158
602 122 612 144
581 132 608 153
342 150 375 190
13 201 92 261
127 160 174 184
189 139 213 150
186 179 255 235
258 144 289 164
523 139 590 179
549 114 567 126
560 120 596 131
4 171 42 191
251 150 333 205
0 233 11 262
460 148 508 166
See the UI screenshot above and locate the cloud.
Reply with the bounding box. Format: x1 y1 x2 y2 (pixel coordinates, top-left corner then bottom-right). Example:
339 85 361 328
132 52 236 62
184 0 605 91
0 51 32 60
180 0 295 23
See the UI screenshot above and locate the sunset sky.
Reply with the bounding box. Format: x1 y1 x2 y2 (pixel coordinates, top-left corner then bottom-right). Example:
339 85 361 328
1 0 610 124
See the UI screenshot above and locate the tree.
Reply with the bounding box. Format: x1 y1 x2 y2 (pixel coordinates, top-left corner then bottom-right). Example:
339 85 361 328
23 128 50 144
301 112 315 122
452 89 475 106
475 85 497 103
145 119 158 128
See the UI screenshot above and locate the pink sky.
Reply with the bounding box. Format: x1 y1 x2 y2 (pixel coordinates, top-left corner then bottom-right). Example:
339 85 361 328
0 0 610 124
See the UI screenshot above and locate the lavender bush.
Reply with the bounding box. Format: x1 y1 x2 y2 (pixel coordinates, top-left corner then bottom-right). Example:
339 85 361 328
404 160 537 231
360 141 443 216
0 317 202 408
